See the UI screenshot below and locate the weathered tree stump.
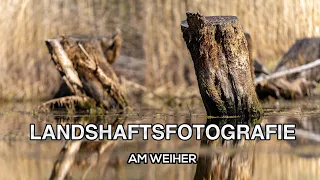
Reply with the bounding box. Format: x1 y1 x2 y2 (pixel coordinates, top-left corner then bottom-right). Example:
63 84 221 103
181 12 262 118
39 31 129 111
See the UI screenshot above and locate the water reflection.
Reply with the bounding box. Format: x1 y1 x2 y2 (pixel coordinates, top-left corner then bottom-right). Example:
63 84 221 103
49 114 126 180
194 117 259 180
0 100 320 179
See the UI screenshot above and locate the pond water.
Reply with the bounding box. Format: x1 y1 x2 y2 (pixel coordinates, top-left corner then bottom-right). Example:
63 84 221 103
0 98 319 180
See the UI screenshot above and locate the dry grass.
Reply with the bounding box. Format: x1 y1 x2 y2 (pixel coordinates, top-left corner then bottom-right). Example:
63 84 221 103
0 0 320 100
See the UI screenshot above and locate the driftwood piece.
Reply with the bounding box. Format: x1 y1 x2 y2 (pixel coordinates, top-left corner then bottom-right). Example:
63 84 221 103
255 59 320 84
256 77 316 99
255 38 320 100
46 39 85 96
43 31 128 110
181 12 262 118
54 31 123 98
275 37 320 82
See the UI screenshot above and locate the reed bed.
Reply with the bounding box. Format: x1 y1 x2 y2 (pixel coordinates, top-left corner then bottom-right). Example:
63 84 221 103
0 0 319 100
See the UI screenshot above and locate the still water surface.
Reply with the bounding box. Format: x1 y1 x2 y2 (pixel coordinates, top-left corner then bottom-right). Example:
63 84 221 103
0 98 319 180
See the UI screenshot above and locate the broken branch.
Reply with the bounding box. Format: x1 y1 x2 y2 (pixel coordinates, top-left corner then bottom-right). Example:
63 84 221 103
255 59 320 84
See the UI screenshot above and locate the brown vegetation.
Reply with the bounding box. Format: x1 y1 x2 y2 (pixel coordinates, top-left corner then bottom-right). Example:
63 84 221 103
1 0 320 100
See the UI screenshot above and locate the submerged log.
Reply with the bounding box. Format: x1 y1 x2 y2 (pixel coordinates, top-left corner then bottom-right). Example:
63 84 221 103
42 31 128 111
181 12 262 118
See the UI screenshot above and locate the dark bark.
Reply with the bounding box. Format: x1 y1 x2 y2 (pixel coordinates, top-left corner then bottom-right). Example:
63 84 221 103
181 12 262 118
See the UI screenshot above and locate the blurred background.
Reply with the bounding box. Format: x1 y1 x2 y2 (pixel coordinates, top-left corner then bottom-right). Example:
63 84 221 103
0 1 320 179
0 0 320 101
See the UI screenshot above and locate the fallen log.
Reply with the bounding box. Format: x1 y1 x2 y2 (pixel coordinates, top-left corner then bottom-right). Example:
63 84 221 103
255 38 320 100
275 37 320 82
181 12 262 118
255 59 320 84
254 60 319 99
39 31 129 111
256 77 316 99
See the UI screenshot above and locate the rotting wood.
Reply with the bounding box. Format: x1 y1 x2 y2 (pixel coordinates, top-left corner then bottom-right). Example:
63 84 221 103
46 39 85 96
255 38 320 99
275 37 320 82
53 31 123 98
181 12 262 118
39 31 128 111
181 12 261 179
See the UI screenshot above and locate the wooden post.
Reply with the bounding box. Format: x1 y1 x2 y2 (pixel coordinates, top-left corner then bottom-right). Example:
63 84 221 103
181 12 262 118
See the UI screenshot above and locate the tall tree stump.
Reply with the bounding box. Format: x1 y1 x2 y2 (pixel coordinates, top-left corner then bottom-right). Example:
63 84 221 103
181 12 262 118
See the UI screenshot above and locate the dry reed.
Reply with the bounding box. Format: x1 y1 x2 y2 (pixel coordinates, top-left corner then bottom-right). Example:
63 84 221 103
0 0 319 100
